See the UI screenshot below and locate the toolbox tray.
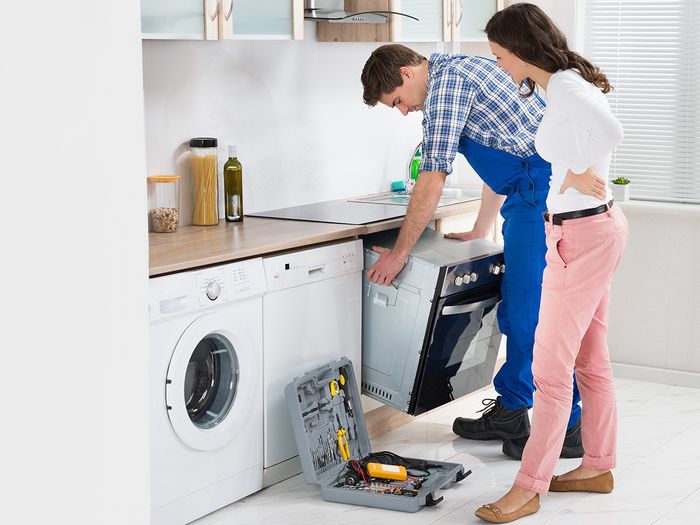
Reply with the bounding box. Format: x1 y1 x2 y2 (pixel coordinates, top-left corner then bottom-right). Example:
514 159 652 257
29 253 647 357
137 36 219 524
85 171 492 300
285 357 469 512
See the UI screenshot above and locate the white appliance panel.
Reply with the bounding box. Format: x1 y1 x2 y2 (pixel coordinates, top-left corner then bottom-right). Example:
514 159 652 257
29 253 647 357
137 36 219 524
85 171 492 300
263 240 362 474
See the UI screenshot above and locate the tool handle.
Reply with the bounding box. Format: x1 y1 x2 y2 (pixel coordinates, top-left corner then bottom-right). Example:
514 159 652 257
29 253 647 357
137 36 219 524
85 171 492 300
329 380 340 397
337 428 350 461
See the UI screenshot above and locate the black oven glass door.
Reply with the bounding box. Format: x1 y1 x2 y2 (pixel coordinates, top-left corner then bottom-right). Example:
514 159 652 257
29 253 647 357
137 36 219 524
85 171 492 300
411 284 502 415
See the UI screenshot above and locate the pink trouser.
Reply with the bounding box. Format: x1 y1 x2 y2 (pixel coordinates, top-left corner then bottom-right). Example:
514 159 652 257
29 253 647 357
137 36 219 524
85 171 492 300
515 204 629 495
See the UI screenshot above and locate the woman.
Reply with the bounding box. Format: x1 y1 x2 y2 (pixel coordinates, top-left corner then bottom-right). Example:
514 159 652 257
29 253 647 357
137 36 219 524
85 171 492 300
474 4 629 523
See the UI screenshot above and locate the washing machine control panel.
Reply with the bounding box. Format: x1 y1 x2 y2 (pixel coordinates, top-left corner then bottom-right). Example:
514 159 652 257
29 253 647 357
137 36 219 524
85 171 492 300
148 258 266 322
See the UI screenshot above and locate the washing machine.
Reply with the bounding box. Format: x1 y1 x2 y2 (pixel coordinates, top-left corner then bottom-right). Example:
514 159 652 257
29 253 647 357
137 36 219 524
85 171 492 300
149 258 265 525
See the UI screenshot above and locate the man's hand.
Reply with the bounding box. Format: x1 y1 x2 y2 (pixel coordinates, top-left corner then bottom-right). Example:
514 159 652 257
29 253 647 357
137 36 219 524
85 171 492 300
560 167 607 200
365 170 445 287
366 246 407 286
444 183 502 242
444 227 491 241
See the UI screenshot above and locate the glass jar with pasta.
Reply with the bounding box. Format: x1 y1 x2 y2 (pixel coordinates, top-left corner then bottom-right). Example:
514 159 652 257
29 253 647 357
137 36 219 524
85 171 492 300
189 137 219 226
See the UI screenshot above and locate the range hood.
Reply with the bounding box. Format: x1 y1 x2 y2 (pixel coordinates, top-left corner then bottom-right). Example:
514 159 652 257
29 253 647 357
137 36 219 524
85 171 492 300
305 0 417 24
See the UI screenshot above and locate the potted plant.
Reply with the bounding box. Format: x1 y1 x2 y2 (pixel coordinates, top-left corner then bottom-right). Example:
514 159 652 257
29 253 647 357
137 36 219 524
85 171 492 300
611 176 631 202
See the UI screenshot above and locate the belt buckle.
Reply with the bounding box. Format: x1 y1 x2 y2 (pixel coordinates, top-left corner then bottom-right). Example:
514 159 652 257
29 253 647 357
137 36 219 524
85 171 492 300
542 211 560 225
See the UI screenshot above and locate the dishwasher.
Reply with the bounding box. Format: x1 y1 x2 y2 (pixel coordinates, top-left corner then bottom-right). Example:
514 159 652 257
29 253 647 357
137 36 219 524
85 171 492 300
262 239 363 487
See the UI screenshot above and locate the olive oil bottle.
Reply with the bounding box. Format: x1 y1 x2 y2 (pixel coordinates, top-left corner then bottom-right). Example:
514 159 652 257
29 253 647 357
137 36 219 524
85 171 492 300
223 145 243 222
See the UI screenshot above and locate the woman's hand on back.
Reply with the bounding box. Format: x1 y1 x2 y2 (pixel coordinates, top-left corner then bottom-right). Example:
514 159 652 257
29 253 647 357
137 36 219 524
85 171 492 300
560 167 607 200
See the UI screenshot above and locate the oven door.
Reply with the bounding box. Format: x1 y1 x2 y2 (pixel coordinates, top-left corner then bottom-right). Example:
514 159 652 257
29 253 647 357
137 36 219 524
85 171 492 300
410 284 502 415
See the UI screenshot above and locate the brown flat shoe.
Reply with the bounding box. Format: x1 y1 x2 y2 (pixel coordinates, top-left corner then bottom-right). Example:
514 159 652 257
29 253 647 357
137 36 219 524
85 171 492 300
474 494 540 523
549 470 614 493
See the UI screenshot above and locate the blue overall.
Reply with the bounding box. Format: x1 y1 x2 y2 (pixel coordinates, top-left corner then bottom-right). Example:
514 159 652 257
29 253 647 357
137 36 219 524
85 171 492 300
458 137 581 428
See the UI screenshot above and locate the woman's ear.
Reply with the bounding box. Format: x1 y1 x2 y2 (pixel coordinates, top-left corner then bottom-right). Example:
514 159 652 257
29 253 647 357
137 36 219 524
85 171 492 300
399 66 413 80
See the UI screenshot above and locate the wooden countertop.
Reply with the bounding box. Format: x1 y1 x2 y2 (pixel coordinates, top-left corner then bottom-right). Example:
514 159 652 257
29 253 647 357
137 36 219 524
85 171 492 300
149 200 480 277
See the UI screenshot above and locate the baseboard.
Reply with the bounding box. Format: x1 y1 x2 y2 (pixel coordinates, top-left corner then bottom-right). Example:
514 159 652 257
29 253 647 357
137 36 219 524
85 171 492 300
365 404 415 440
262 455 302 488
612 362 700 389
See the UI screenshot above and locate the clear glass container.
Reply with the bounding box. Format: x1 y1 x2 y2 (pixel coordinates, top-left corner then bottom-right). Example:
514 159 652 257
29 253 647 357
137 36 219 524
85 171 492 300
147 175 180 233
190 137 219 226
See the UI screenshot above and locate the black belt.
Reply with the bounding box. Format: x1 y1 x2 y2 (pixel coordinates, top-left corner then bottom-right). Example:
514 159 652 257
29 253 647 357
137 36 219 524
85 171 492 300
543 200 614 226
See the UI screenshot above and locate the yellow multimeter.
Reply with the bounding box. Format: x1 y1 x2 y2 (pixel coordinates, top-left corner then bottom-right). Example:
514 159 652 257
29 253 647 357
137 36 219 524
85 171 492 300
366 462 407 481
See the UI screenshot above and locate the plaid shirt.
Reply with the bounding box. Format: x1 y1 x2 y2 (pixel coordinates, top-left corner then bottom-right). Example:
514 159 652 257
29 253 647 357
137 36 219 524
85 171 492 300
421 53 545 174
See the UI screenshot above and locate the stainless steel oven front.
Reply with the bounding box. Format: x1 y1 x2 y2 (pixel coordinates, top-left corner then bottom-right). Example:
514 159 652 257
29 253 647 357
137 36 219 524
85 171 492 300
361 228 504 415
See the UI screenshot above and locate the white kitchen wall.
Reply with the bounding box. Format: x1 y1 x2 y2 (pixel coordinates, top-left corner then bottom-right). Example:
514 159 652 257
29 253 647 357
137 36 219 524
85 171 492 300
141 6 578 227
2 1 150 524
608 202 700 386
142 6 700 383
142 25 488 226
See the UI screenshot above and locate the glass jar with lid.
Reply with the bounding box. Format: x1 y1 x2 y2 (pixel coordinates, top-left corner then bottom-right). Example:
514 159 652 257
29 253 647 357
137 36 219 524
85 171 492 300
147 175 180 233
190 137 219 226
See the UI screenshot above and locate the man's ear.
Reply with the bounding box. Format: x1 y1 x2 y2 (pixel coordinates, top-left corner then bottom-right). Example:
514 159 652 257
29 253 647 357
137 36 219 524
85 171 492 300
399 66 413 80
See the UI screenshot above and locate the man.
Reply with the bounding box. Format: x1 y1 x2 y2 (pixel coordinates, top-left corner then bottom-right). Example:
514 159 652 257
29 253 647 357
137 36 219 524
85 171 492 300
361 44 588 459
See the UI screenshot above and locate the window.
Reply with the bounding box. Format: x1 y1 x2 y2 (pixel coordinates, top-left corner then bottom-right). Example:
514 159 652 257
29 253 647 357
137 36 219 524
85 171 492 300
584 0 700 204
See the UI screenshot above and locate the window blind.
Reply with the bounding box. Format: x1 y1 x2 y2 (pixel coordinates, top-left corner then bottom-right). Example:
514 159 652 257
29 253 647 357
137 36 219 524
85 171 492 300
584 0 700 204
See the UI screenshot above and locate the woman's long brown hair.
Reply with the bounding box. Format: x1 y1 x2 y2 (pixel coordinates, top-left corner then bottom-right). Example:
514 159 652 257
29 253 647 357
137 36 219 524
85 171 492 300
485 3 612 96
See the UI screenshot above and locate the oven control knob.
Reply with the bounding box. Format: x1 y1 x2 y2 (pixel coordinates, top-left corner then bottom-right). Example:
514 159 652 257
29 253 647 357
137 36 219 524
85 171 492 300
205 280 221 301
454 274 465 286
490 264 504 275
468 272 478 283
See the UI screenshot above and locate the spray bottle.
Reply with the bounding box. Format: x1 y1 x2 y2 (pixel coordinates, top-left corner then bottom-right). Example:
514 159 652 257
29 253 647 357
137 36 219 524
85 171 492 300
406 143 422 194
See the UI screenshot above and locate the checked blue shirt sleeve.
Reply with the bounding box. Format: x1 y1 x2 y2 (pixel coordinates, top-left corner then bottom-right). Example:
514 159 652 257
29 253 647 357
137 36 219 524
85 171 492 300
421 72 474 175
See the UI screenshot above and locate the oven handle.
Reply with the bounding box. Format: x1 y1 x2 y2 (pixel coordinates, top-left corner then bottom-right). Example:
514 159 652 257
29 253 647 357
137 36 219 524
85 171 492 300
441 295 500 316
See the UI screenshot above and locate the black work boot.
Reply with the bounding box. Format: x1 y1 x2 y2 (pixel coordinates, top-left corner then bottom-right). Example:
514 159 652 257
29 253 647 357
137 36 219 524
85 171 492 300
502 420 585 460
452 397 530 440
560 419 584 458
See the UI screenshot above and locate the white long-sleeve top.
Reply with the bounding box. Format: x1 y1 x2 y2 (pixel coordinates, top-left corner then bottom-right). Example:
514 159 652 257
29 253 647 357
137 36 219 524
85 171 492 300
535 69 624 214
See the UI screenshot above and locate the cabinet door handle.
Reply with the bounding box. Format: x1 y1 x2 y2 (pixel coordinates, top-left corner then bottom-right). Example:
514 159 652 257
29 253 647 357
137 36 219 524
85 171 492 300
456 0 463 26
209 0 220 22
224 0 233 22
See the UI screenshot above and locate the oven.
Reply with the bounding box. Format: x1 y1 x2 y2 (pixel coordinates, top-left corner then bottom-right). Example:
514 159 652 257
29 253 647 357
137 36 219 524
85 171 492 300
361 228 504 415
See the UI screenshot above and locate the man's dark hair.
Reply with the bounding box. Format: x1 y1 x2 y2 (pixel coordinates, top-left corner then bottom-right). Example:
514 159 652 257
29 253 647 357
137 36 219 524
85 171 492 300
361 44 426 107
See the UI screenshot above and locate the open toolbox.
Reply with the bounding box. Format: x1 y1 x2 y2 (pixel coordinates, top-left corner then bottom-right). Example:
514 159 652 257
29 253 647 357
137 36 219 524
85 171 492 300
284 357 470 512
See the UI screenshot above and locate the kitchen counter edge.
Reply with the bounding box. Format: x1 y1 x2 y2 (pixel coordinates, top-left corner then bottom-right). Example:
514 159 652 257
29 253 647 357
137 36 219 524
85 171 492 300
149 200 480 277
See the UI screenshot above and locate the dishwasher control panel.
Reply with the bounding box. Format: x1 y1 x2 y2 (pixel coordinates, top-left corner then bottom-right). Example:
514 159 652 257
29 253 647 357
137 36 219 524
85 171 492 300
263 240 363 292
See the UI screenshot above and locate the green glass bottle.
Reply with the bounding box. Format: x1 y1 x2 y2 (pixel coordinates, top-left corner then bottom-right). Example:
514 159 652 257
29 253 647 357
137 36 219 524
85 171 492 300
223 145 243 222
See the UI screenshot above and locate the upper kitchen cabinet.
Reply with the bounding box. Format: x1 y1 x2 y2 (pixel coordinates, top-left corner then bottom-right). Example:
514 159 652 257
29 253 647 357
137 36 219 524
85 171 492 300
310 0 501 43
223 0 304 40
141 0 304 40
391 0 448 42
141 0 211 39
450 0 503 43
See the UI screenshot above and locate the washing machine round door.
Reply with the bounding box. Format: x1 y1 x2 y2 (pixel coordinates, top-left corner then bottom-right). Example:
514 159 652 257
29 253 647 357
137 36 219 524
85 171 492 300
165 311 255 451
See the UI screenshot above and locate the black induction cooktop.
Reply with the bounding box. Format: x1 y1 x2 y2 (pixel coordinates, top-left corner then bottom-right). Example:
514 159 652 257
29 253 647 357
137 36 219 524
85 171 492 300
247 200 407 225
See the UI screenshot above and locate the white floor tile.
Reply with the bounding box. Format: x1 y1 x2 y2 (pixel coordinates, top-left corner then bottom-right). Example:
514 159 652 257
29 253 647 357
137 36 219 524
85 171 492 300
191 377 700 525
654 487 700 524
